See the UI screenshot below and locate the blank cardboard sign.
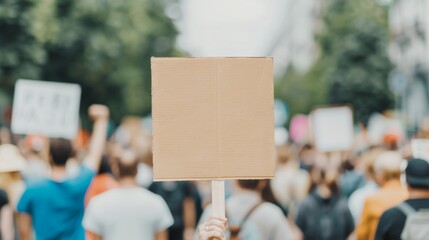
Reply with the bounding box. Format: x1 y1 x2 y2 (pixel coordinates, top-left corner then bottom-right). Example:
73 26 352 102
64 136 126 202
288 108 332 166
152 57 274 180
311 106 354 152
11 79 81 139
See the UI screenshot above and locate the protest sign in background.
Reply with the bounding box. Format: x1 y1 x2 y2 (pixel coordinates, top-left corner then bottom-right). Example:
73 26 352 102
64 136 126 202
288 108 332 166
311 106 354 152
411 139 429 161
11 79 81 139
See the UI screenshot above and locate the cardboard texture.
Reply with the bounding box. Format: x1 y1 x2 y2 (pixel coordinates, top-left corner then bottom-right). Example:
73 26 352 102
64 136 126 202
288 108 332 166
11 79 81 139
311 106 354 152
152 57 274 180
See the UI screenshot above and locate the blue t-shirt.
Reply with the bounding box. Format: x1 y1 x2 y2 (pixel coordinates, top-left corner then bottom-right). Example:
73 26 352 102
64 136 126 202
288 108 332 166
17 166 94 240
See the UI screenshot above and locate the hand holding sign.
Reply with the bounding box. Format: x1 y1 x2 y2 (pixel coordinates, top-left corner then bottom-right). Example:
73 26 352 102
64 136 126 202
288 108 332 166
198 217 227 240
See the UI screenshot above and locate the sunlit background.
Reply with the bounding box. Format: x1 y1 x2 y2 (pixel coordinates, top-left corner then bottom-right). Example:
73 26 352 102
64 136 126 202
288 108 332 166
0 0 427 137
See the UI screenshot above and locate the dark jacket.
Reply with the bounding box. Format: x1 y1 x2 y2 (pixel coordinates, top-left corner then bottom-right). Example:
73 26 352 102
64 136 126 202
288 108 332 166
296 191 354 240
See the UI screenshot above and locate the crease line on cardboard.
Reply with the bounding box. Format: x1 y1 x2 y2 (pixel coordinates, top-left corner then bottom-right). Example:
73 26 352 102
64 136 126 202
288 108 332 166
216 58 221 179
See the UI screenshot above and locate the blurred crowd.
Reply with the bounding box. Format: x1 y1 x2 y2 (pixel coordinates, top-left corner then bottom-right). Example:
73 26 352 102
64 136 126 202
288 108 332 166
0 105 428 240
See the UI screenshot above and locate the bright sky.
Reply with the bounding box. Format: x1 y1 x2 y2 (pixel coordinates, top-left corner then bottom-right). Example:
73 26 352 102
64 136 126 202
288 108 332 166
175 0 289 57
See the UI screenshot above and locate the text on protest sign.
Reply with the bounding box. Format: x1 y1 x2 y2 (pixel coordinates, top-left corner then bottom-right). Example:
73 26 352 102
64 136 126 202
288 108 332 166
11 79 81 139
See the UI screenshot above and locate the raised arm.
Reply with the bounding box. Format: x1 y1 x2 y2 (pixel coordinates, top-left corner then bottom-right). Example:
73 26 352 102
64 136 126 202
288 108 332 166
83 105 109 171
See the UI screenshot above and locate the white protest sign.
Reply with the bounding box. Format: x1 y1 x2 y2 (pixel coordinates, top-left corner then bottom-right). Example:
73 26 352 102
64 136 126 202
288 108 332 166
411 139 429 161
11 79 81 139
311 106 354 152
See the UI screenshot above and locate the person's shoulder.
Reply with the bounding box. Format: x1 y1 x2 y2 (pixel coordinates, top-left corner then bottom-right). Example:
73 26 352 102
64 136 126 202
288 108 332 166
380 204 405 221
94 187 124 199
79 165 96 175
257 202 285 217
137 188 166 202
377 204 405 232
364 191 381 204
87 188 119 209
299 194 317 208
335 196 350 208
24 178 52 191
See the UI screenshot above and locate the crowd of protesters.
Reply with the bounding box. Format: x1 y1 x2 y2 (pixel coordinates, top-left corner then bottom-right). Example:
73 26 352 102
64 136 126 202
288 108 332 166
0 105 428 240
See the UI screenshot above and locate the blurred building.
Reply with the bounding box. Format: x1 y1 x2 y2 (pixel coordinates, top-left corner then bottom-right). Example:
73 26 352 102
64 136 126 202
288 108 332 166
270 0 325 76
388 0 429 129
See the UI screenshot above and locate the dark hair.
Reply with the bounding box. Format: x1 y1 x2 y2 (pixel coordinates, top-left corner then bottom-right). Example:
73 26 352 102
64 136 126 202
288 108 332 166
308 164 340 195
98 155 112 175
238 180 261 190
261 180 288 216
49 138 73 166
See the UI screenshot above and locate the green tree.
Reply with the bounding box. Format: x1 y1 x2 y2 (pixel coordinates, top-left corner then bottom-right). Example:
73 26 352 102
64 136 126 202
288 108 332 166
276 0 393 125
275 62 328 120
0 0 46 94
1 0 179 122
320 0 393 125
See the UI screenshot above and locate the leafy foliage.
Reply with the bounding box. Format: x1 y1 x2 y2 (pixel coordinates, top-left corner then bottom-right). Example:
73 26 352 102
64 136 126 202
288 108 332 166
276 0 393 125
322 0 393 125
0 0 179 122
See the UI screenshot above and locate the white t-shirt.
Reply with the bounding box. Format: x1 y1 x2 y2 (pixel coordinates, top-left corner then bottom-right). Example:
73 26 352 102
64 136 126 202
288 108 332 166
196 191 295 240
348 181 378 224
83 187 173 240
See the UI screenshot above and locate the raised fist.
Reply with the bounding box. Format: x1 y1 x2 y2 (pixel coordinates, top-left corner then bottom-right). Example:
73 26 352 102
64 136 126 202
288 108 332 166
88 104 109 121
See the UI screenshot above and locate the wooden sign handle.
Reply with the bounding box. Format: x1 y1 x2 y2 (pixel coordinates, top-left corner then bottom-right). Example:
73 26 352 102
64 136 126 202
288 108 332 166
210 180 225 240
211 180 225 217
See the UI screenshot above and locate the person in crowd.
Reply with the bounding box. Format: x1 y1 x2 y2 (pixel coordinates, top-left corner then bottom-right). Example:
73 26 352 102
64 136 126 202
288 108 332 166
356 151 408 240
21 134 50 181
0 188 14 240
149 180 202 240
261 179 303 240
295 153 354 240
0 144 27 240
375 158 429 240
297 143 316 172
0 127 12 145
0 144 27 208
339 154 366 199
16 105 109 240
84 155 118 206
196 179 295 240
133 133 154 188
271 144 310 219
197 217 227 240
83 148 173 240
348 147 383 223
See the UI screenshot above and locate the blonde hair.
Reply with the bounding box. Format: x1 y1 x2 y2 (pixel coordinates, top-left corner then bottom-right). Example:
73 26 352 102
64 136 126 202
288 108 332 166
276 145 292 164
360 147 385 179
0 172 25 207
374 151 402 181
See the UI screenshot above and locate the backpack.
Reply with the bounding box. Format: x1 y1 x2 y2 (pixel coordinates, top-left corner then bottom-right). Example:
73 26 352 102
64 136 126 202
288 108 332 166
397 202 429 240
306 195 340 240
227 202 262 240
